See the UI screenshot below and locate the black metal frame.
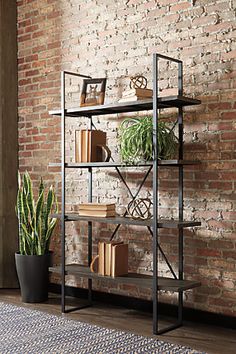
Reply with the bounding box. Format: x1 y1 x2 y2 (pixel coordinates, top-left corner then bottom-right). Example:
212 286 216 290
58 55 198 333
61 71 92 313
152 53 184 334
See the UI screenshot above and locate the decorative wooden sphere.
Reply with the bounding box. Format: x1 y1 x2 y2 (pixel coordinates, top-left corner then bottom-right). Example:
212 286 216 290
130 75 148 89
126 198 153 220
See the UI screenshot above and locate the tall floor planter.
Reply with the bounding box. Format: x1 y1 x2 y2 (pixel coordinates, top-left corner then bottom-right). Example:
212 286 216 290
15 252 51 303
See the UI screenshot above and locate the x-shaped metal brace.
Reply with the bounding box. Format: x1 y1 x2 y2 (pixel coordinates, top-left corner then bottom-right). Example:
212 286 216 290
91 120 177 280
111 164 177 280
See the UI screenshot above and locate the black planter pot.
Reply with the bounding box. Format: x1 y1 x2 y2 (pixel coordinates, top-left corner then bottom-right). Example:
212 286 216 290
15 252 52 303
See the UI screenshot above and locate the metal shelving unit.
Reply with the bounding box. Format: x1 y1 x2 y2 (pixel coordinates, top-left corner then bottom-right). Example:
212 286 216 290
49 53 201 334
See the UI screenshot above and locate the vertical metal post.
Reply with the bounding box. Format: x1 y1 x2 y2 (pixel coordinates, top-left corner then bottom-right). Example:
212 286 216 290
178 61 183 97
153 54 159 334
61 71 66 313
178 61 184 324
88 118 93 304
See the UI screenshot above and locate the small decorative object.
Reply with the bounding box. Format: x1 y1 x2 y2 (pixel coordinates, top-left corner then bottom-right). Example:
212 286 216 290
80 78 106 107
119 116 178 163
96 144 111 163
119 75 152 102
126 198 153 220
116 205 126 217
130 75 148 89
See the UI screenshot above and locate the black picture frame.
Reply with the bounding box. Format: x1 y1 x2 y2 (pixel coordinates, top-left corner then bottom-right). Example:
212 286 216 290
80 78 106 107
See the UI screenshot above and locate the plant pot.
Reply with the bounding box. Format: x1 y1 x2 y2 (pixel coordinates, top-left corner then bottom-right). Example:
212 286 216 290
15 252 52 303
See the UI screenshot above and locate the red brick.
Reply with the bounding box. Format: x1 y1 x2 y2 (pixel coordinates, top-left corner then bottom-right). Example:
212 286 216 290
221 111 236 120
221 50 236 61
223 251 236 260
197 248 221 257
18 33 31 42
170 1 190 12
221 131 236 140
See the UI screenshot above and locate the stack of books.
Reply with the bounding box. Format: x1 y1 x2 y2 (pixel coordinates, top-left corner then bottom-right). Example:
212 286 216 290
97 241 128 277
119 88 153 103
78 203 116 218
75 130 107 163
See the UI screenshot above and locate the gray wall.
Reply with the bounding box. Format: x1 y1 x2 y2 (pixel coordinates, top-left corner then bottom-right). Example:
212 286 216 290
0 0 18 287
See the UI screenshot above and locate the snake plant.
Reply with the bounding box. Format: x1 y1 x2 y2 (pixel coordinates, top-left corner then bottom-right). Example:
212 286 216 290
119 116 178 163
16 171 58 255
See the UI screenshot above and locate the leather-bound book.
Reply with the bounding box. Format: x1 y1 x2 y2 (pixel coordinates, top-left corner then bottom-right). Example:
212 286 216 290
105 241 123 276
111 243 128 277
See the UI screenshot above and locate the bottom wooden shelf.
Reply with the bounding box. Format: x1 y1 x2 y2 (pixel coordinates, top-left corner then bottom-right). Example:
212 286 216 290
50 264 201 292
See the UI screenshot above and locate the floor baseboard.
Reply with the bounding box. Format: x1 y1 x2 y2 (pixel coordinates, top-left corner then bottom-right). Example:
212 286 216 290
49 283 236 330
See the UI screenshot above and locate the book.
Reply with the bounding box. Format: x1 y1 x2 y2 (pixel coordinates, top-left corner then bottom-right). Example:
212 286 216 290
78 203 116 211
75 129 88 163
111 243 128 277
90 130 106 162
98 242 105 275
75 130 107 163
78 209 116 217
84 130 89 163
118 96 152 103
75 130 82 163
122 88 153 98
105 241 123 276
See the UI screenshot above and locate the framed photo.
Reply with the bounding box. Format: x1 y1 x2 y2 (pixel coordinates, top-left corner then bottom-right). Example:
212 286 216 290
80 78 106 107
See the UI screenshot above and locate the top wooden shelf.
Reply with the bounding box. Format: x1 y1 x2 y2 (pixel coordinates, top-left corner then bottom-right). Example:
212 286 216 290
49 96 201 117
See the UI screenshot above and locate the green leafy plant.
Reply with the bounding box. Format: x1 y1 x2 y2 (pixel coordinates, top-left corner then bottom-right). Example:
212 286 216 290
16 171 58 256
119 116 178 163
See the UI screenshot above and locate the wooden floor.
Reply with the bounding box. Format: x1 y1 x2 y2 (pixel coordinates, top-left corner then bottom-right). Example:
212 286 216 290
0 289 235 354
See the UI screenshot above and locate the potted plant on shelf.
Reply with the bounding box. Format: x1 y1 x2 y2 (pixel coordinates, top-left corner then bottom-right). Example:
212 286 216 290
119 116 178 163
15 171 58 303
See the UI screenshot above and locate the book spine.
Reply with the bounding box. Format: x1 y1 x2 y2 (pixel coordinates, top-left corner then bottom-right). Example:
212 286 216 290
88 130 91 162
85 130 90 163
79 130 82 163
81 130 87 162
105 243 111 276
98 242 105 275
111 244 115 277
75 130 82 163
78 210 116 217
122 88 153 97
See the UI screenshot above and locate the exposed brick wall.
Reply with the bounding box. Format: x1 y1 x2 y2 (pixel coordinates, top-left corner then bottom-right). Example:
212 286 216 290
17 0 236 317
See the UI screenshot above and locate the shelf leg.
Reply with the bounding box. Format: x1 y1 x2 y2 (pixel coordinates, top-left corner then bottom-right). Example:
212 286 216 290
61 71 66 313
178 75 184 325
88 132 93 304
88 221 92 305
61 217 66 313
152 53 159 335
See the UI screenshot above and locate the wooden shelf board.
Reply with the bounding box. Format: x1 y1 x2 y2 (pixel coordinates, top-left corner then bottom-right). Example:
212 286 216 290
52 213 152 226
49 96 201 117
51 213 201 228
49 264 201 292
48 160 200 169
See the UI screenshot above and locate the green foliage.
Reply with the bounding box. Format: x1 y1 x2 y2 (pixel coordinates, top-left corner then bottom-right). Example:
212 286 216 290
119 116 178 163
16 172 58 255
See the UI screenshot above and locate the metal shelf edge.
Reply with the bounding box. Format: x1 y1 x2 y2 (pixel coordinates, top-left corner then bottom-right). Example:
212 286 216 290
48 160 201 168
49 265 201 292
50 213 201 228
48 96 201 117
